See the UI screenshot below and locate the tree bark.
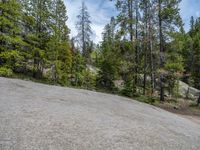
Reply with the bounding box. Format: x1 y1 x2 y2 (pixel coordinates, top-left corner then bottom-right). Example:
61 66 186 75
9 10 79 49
143 0 148 95
135 0 139 87
160 74 165 101
128 0 136 94
198 94 200 106
158 0 165 102
149 9 154 95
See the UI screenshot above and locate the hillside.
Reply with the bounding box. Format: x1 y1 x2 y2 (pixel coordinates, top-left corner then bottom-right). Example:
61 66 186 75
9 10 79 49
0 77 200 150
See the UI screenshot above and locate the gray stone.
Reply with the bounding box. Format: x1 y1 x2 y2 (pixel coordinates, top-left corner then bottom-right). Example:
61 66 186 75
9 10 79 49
0 77 200 150
178 81 200 99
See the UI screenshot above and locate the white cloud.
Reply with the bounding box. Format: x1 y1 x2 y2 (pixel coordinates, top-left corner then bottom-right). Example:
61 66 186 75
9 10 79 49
65 0 200 43
64 0 115 43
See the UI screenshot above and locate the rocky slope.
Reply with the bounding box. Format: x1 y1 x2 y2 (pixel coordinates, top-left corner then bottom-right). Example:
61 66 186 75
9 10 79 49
0 77 200 150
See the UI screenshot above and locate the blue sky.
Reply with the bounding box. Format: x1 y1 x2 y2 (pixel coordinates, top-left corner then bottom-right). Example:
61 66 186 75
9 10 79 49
64 0 200 43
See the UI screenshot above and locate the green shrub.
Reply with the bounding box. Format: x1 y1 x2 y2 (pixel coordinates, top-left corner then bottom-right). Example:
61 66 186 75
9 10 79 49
0 67 13 77
120 81 133 97
136 95 158 104
82 69 96 90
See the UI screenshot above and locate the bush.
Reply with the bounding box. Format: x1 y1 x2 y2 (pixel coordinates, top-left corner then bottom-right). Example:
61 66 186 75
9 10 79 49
136 95 158 104
0 67 13 77
82 69 96 90
120 81 133 97
120 79 142 97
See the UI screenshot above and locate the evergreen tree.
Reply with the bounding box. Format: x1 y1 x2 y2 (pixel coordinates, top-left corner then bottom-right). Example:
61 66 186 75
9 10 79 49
0 0 199 102
191 17 200 89
137 0 158 96
48 0 72 84
114 0 141 94
71 50 85 86
97 18 120 90
190 16 195 32
76 2 92 63
19 0 52 78
157 0 183 101
0 0 24 75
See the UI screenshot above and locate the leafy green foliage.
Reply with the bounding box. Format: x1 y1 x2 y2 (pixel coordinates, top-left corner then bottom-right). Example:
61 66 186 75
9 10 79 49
0 0 24 71
97 60 117 90
0 67 13 77
82 69 96 90
120 81 134 97
70 51 86 86
0 0 199 105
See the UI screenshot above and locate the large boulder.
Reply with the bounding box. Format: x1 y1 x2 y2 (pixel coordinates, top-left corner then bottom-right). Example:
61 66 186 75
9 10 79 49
179 81 200 99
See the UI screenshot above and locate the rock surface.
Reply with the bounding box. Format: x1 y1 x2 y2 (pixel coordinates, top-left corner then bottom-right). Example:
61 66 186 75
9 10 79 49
179 81 200 99
0 77 200 150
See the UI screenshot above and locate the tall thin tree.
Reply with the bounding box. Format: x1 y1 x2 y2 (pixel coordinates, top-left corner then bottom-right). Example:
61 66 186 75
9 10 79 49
76 2 92 61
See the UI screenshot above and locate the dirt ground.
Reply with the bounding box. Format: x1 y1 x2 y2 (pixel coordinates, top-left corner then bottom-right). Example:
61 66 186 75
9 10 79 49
0 77 200 150
157 99 200 124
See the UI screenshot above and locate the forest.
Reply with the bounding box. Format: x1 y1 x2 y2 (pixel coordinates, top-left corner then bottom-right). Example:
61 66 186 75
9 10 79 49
0 0 200 105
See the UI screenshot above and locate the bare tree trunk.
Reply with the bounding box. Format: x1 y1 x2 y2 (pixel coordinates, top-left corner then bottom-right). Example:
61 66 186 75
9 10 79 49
143 0 148 95
128 0 133 42
186 87 190 99
128 0 136 94
160 75 165 101
158 0 165 102
82 3 85 57
135 0 139 88
143 39 147 96
149 13 154 95
197 94 200 106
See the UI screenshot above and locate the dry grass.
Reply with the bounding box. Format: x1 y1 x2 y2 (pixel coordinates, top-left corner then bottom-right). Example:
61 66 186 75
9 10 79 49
156 98 200 122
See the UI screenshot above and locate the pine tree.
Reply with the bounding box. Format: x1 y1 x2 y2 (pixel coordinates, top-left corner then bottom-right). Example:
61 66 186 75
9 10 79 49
48 0 72 84
19 0 72 84
0 0 24 75
97 18 120 90
19 0 52 78
157 0 183 101
115 0 141 94
139 0 157 96
190 16 195 32
76 2 92 62
140 0 149 95
191 17 200 89
71 50 85 86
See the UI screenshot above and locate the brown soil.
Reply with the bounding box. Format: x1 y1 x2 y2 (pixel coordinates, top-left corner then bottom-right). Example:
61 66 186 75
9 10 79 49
157 99 200 124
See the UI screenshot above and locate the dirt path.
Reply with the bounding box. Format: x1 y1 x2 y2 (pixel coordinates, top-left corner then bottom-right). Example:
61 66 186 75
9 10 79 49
0 77 200 150
179 115 200 124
